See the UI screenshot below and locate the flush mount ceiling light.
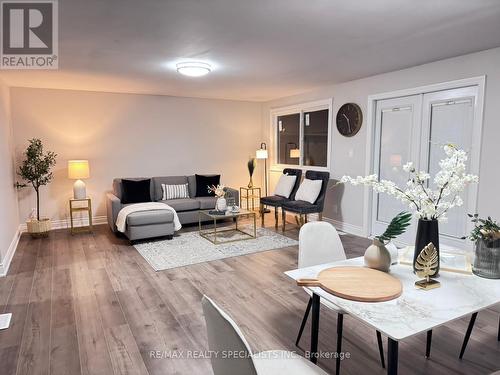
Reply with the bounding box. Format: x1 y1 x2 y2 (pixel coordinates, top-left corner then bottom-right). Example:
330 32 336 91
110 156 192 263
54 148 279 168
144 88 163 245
176 62 212 77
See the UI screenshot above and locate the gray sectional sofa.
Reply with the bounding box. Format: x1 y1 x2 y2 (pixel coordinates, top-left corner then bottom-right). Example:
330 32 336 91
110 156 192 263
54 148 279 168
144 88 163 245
106 175 239 241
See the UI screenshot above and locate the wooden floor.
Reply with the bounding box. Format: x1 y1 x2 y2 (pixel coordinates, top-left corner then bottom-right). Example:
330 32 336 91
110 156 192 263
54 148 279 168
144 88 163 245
0 217 499 375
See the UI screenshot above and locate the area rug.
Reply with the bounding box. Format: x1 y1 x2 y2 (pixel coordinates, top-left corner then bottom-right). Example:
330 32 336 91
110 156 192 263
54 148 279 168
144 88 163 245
133 227 298 271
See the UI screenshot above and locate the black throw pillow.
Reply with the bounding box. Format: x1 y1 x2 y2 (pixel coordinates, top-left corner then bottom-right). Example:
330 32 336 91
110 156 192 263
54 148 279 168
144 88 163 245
121 179 152 204
195 174 221 197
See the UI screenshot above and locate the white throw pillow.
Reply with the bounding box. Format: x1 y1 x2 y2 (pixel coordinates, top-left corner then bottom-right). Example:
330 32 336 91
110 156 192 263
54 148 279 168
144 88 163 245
295 178 322 204
273 174 297 198
162 183 190 200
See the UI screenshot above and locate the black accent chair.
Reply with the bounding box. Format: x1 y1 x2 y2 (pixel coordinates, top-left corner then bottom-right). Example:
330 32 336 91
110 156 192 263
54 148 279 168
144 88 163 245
281 170 329 232
260 168 302 228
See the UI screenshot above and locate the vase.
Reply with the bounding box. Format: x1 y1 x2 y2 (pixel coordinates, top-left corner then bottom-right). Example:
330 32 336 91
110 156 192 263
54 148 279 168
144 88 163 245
413 219 440 274
247 177 253 188
216 197 227 212
364 239 392 272
472 238 500 279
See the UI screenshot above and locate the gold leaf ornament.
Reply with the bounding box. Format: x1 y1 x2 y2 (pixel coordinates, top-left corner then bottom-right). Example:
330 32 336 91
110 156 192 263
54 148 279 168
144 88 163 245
414 242 441 290
415 242 439 281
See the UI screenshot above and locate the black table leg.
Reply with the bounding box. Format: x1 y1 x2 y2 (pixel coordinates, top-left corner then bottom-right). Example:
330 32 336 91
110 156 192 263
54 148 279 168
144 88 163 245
459 312 478 359
425 330 432 358
310 293 320 364
295 297 312 346
376 331 385 368
336 313 344 375
497 315 500 341
387 338 398 375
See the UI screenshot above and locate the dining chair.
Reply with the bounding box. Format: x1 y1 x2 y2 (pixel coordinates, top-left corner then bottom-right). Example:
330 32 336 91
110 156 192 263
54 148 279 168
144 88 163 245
260 168 302 228
458 313 500 359
202 295 328 375
295 222 386 375
281 170 330 232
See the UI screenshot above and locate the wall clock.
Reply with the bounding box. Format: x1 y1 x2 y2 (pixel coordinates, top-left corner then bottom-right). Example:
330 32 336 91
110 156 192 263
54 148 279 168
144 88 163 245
336 103 363 137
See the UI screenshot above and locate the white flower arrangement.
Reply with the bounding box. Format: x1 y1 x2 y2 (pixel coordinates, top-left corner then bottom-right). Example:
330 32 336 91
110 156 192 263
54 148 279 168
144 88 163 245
341 144 478 221
208 184 226 198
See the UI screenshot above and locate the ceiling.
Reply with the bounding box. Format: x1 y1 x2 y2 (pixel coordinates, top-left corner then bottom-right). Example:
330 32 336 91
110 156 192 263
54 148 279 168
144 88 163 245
1 0 500 102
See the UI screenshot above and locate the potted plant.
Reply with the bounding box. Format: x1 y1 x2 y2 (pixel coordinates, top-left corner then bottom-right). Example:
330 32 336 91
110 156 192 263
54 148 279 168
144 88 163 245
464 214 500 279
364 211 412 272
17 138 57 237
341 144 478 275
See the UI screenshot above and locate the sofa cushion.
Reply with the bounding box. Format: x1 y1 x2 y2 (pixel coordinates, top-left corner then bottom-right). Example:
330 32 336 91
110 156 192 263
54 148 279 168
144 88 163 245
187 175 197 199
160 198 200 212
113 177 154 201
195 174 221 197
121 179 152 204
126 210 174 226
196 196 217 210
153 176 188 201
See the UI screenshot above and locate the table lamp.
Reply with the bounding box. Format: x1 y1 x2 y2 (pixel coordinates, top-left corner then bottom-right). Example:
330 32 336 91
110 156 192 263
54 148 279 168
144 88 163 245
68 160 90 199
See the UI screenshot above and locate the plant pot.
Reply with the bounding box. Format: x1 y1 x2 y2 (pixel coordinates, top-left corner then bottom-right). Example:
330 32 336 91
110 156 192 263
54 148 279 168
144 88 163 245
472 238 500 279
364 239 392 272
414 219 439 274
216 197 227 212
26 218 51 238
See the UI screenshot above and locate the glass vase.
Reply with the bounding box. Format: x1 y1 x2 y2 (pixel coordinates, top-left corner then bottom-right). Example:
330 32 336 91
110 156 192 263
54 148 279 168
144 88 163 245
473 238 500 279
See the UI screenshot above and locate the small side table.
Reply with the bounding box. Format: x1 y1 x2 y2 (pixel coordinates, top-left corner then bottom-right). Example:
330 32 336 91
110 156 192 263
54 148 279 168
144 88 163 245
69 198 93 234
239 187 261 212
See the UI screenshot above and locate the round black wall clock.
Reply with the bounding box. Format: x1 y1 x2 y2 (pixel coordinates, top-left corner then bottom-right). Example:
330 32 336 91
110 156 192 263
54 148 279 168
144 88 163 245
336 103 363 137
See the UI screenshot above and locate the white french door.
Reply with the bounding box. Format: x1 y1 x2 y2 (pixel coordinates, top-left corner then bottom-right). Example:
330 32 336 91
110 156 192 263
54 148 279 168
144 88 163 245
371 85 481 249
420 86 479 249
371 95 422 244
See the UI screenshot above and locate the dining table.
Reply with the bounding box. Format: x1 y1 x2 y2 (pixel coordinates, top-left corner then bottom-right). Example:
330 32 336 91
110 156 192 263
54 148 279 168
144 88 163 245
285 256 500 375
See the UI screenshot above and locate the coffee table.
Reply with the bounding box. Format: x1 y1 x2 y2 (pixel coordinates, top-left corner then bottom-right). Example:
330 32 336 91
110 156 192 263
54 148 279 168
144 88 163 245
198 209 257 244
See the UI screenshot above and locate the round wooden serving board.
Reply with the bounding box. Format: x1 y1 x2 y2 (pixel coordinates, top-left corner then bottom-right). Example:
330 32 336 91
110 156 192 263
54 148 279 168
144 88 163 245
297 266 402 302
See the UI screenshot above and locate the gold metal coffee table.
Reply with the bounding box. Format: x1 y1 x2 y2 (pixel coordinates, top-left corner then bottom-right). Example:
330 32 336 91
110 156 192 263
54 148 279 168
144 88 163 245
198 209 257 245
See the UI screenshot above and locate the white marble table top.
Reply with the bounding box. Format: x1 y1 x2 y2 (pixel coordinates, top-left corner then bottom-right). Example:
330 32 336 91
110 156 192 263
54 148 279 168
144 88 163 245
285 257 500 341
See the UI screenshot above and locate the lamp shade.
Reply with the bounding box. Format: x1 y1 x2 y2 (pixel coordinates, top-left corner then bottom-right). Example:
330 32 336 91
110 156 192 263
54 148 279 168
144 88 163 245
256 149 268 159
289 149 300 158
68 160 90 179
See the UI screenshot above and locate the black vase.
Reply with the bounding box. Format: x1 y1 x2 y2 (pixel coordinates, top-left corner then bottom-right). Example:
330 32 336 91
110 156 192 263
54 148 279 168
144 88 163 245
413 219 440 275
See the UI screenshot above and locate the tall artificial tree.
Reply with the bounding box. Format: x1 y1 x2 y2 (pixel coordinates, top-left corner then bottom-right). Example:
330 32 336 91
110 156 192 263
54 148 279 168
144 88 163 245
17 139 57 221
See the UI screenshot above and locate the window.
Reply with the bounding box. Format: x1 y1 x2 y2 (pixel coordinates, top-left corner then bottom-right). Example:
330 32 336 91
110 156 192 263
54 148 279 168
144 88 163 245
304 109 329 167
272 99 332 170
277 113 300 165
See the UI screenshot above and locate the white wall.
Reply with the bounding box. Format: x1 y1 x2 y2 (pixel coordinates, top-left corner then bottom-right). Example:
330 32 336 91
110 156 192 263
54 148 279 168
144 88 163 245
10 88 263 224
0 80 20 275
263 47 500 235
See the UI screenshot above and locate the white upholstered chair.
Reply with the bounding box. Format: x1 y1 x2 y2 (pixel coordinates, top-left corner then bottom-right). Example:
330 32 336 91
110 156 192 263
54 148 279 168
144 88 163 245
295 222 385 375
202 295 328 375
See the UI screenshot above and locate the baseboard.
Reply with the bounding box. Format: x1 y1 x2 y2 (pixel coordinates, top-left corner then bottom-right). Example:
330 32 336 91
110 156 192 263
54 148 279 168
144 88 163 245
19 215 108 232
0 227 21 277
320 216 366 237
284 213 365 237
